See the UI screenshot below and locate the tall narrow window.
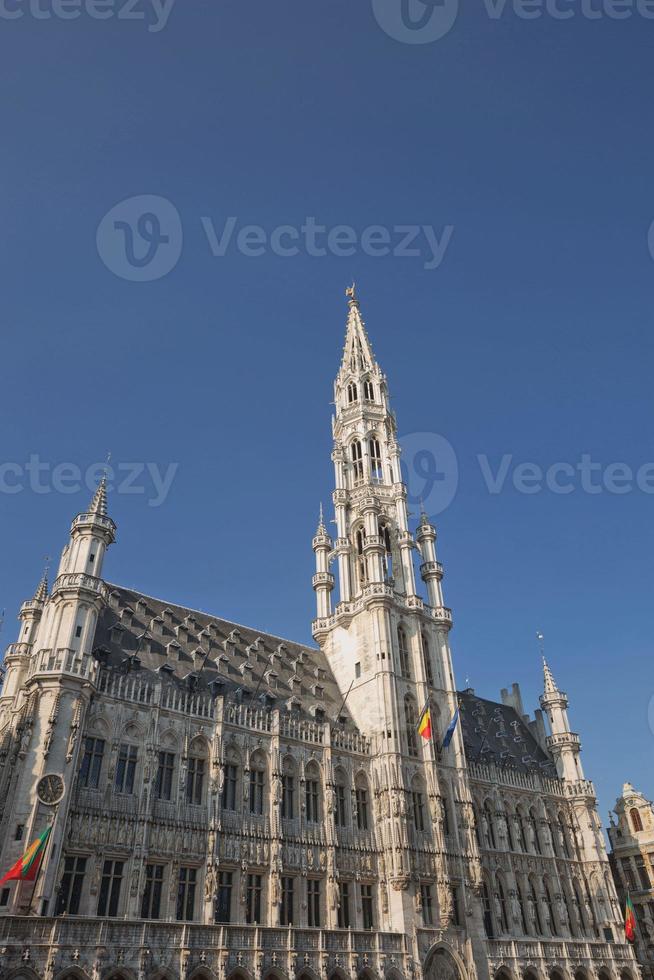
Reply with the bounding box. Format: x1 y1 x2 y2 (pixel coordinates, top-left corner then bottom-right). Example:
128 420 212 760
249 767 265 815
56 856 86 915
482 881 494 937
421 883 434 925
420 631 434 685
280 876 295 925
215 871 233 923
363 379 374 400
530 880 543 934
356 785 369 830
176 867 197 921
484 802 497 849
631 808 644 832
413 791 425 832
369 437 382 481
405 698 418 756
559 813 571 858
308 878 321 927
282 774 295 820
379 520 393 578
398 627 410 679
97 859 123 917
155 751 175 801
115 744 137 794
351 440 363 483
306 777 320 823
222 764 237 811
186 756 205 805
529 809 542 854
496 879 509 932
441 793 451 836
337 881 350 928
79 737 105 789
347 381 358 404
246 873 262 924
361 883 374 929
335 782 347 827
141 864 164 920
518 882 529 934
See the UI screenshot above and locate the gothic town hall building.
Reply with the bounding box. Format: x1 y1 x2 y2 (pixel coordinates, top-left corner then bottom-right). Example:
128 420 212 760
0 292 638 980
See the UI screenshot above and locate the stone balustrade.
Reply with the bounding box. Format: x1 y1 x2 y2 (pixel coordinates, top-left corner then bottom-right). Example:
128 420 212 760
486 937 637 970
468 760 566 797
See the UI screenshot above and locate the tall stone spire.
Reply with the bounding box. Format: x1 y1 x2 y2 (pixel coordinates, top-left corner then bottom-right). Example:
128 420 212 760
33 572 49 604
339 284 377 378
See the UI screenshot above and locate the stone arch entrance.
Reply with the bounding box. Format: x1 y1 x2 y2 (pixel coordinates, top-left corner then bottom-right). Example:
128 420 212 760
424 946 466 980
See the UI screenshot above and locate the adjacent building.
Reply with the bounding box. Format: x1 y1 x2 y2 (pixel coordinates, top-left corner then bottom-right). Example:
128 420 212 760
608 783 654 980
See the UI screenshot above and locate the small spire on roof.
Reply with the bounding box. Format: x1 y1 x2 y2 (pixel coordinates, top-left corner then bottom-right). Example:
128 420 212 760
317 502 327 534
88 474 108 517
542 655 559 695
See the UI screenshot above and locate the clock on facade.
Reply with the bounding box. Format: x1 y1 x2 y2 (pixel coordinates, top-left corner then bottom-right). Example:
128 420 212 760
36 773 65 805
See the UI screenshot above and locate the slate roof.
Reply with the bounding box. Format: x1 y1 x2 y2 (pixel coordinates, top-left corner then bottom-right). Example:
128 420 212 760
458 689 557 776
92 584 351 723
92 585 556 775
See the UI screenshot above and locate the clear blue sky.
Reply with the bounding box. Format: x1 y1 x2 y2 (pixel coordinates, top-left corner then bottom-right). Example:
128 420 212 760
1 0 653 823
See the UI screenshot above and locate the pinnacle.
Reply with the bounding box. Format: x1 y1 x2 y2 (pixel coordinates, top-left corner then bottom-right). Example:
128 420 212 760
340 286 377 377
88 475 108 517
33 574 48 603
542 656 559 695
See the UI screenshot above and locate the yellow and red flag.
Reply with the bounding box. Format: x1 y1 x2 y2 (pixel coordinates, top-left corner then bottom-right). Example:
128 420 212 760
0 825 52 887
417 706 432 740
625 894 636 943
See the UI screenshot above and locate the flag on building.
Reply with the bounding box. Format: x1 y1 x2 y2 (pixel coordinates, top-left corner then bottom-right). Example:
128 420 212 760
417 705 432 740
625 893 636 943
0 825 52 887
441 706 460 749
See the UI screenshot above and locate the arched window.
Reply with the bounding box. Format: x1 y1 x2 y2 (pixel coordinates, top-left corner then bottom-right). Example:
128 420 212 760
334 769 349 827
249 751 266 816
397 626 410 679
355 773 370 831
440 790 451 836
347 381 358 404
305 762 321 824
404 697 418 756
379 520 393 579
369 437 382 482
355 525 367 587
548 812 559 856
482 880 495 937
411 776 428 835
419 631 434 686
363 379 374 400
573 879 587 934
483 801 497 849
221 746 240 811
504 809 515 850
186 738 208 806
351 440 363 483
630 807 644 832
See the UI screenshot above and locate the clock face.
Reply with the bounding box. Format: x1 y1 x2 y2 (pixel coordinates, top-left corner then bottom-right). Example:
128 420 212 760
37 773 64 805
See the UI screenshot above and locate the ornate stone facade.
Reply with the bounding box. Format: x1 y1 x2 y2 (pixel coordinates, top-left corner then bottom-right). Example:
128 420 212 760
0 290 638 980
608 784 654 980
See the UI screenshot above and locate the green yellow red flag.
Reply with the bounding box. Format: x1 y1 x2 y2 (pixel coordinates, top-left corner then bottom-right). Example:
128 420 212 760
0 825 52 887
